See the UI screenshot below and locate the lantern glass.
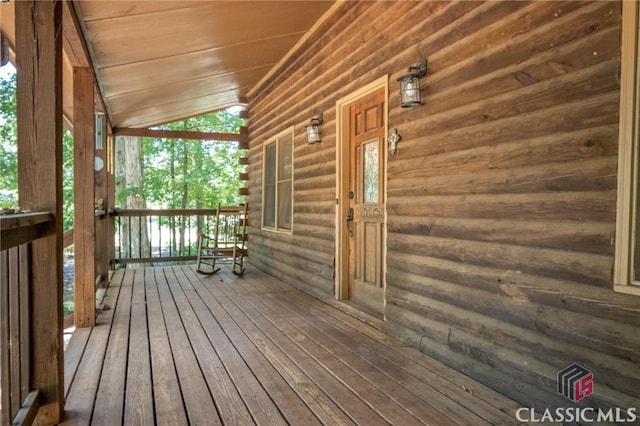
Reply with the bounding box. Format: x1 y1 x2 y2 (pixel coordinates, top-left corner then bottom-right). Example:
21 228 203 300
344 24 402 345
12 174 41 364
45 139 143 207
306 124 321 144
399 74 421 107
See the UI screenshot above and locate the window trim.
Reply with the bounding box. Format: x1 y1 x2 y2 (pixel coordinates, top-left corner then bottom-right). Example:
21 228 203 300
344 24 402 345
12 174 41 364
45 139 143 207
261 127 294 233
614 0 640 296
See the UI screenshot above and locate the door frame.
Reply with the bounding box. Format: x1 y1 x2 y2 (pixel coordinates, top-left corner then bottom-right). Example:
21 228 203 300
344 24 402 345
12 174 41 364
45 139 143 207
335 75 389 301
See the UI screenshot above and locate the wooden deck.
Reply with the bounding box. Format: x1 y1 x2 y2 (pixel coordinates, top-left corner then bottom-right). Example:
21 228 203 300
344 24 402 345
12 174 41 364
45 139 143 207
62 264 524 425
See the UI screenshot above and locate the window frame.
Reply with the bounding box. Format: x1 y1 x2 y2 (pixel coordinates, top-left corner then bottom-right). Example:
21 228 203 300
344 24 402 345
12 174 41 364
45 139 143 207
614 0 640 296
261 127 294 233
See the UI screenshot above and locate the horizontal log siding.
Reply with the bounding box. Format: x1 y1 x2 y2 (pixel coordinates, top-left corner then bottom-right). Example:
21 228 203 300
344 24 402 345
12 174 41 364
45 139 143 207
247 0 639 412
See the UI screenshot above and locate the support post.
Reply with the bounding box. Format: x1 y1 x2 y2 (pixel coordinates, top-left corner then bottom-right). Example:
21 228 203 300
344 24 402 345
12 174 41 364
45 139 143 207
16 1 64 423
95 113 109 284
107 130 116 268
73 67 96 327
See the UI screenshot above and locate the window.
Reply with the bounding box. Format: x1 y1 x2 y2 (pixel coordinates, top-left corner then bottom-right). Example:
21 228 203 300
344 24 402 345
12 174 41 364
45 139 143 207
614 1 640 296
262 129 293 231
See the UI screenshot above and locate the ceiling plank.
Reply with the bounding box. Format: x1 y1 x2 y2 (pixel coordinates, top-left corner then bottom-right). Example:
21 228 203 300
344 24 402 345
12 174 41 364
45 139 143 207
98 34 300 96
110 90 242 128
72 0 334 129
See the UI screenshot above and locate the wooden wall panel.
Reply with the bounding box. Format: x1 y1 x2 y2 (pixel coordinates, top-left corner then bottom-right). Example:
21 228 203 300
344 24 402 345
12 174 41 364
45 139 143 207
247 0 639 413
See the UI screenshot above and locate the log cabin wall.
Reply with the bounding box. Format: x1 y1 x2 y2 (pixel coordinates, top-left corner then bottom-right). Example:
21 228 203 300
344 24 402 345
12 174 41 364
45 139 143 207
247 0 640 411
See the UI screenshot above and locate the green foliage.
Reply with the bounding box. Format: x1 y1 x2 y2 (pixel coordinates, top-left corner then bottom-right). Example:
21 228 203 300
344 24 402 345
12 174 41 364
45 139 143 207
0 73 17 207
141 110 244 209
2 65 243 230
62 129 74 230
0 69 75 229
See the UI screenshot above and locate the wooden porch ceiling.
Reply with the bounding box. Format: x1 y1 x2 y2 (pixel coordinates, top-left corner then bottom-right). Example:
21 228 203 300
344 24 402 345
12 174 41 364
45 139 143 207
62 264 524 425
1 1 335 129
72 1 336 129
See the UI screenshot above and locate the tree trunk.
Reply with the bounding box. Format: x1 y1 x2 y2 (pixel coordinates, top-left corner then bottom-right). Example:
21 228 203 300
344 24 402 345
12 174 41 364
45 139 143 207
115 136 127 259
115 135 149 266
179 142 188 254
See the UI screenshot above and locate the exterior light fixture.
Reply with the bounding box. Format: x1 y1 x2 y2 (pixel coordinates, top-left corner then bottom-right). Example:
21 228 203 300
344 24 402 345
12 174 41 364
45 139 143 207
306 114 323 144
397 59 428 108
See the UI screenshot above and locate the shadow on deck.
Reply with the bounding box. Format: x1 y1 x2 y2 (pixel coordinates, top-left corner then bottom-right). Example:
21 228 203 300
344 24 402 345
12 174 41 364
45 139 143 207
62 264 524 425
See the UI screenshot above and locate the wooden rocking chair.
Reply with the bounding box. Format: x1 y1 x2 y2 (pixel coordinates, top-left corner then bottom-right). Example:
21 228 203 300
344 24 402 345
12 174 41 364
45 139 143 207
196 203 248 275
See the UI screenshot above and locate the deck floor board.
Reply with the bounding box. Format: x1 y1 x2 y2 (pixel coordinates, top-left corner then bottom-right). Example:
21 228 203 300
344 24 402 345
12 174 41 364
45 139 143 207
145 268 189 426
156 266 222 426
63 264 524 425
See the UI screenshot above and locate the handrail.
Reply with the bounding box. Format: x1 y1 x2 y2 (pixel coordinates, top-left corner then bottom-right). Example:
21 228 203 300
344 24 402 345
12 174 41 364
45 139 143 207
1 213 52 425
0 212 53 251
63 229 74 249
112 208 218 217
112 208 218 265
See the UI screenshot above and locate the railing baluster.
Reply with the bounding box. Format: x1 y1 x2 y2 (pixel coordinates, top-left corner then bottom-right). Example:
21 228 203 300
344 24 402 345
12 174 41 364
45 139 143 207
137 217 142 259
19 244 30 403
170 215 173 257
158 215 162 258
0 240 38 423
9 248 21 417
127 217 131 261
111 208 220 266
147 215 152 260
186 215 189 258
1 249 11 425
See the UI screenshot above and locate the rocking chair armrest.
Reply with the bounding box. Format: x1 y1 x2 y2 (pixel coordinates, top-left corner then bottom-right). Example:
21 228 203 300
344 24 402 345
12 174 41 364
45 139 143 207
198 233 215 241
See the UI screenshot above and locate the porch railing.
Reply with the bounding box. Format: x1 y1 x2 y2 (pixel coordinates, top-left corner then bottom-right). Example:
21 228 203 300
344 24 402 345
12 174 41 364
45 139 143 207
112 209 218 265
1 213 50 425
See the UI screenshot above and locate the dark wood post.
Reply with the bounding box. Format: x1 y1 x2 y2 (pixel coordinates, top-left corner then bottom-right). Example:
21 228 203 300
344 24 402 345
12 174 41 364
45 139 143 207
107 130 116 268
73 67 96 328
95 112 110 284
15 0 64 423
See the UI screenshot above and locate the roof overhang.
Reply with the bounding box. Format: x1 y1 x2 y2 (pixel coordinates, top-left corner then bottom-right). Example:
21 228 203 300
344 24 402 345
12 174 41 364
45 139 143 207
1 1 336 129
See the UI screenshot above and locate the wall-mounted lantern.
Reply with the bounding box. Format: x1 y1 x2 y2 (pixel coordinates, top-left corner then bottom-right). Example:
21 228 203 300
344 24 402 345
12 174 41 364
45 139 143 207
397 59 428 108
306 114 323 144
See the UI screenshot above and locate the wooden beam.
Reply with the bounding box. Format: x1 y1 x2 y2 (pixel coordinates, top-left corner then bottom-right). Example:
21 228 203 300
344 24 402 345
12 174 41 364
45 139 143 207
63 229 74 249
0 213 52 252
112 127 248 143
62 1 89 67
73 66 96 328
0 213 53 232
15 1 64 424
64 0 111 127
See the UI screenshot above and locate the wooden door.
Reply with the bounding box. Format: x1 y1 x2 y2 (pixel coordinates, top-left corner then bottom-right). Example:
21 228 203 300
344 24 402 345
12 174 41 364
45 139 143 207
348 90 385 316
